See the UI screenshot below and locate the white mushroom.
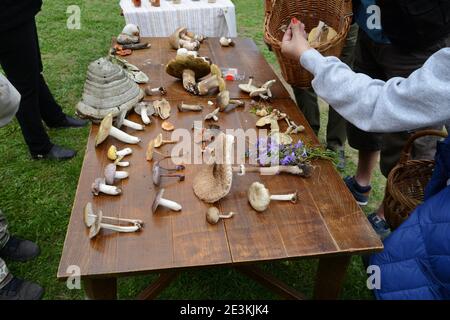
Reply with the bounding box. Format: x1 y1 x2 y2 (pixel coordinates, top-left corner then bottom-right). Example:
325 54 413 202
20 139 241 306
87 209 141 239
152 189 182 213
144 87 167 96
238 76 258 93
219 37 235 47
134 102 155 125
95 113 141 146
104 163 129 185
91 178 122 196
84 202 143 228
115 110 144 131
247 182 297 212
204 108 220 121
206 207 235 225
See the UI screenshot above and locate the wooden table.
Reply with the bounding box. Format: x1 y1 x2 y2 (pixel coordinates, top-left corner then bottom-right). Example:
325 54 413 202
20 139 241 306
57 38 383 300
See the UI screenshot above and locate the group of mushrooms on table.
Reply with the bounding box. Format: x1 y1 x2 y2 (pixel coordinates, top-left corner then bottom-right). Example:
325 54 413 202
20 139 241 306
76 24 310 239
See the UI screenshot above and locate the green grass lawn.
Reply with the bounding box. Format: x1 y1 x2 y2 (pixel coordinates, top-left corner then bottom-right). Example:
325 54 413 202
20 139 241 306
0 0 385 299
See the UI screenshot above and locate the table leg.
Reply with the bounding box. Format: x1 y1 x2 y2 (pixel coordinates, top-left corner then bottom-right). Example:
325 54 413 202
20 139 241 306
313 255 351 300
84 278 117 300
236 265 305 300
137 271 179 300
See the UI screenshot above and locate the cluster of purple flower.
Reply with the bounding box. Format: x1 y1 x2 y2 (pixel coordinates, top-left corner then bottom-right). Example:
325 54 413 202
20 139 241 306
255 137 309 166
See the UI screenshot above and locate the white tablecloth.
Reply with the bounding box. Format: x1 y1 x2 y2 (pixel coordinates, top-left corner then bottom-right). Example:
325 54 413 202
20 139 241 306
119 0 237 37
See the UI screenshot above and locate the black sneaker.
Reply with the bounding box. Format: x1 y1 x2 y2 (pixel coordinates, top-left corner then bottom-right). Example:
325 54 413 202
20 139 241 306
0 236 40 262
49 115 88 129
344 176 371 206
367 212 391 240
31 144 76 160
0 277 44 300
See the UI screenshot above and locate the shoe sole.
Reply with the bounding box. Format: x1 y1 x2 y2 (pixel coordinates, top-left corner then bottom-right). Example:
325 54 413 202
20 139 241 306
356 200 368 206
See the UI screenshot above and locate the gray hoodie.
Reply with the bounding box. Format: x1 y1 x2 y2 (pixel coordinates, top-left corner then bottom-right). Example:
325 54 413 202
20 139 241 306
0 74 20 128
300 48 450 133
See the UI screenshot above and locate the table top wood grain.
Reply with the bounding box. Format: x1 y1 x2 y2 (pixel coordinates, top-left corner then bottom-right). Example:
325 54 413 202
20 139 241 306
57 38 382 279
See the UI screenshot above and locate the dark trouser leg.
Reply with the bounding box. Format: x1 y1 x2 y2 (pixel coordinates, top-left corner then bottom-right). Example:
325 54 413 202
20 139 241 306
293 87 320 136
32 24 65 127
326 24 359 150
0 258 12 290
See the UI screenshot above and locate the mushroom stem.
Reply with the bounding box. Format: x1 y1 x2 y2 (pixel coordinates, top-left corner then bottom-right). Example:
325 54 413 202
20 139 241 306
115 171 129 180
182 69 197 94
160 173 185 181
140 109 151 125
178 103 203 112
109 126 141 144
99 223 141 233
159 198 182 211
117 148 133 157
98 184 122 195
218 212 235 219
122 119 144 131
116 161 130 167
270 192 297 202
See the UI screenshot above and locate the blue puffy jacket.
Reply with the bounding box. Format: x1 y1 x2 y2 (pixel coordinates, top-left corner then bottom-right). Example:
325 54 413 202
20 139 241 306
370 136 450 300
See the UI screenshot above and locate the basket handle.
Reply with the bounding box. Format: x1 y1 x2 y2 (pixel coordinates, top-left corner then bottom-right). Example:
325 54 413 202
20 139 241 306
398 129 448 164
265 0 275 16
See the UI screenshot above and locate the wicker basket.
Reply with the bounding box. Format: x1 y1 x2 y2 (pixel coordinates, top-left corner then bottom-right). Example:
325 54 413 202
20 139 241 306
264 0 353 88
384 130 448 230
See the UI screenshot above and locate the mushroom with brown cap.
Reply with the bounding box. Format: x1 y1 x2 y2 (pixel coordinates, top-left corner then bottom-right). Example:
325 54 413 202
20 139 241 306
153 99 171 120
247 182 297 212
91 178 122 196
169 27 200 51
196 64 222 96
166 54 211 95
177 102 203 112
152 189 182 213
115 110 144 131
84 202 143 229
161 121 175 131
88 209 141 239
206 207 235 225
185 31 206 43
104 163 129 185
153 133 178 148
107 145 133 161
134 102 155 125
193 133 234 203
95 113 141 146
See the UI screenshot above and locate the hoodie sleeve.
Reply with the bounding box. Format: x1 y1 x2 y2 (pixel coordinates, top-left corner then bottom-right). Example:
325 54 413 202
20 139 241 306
300 48 450 133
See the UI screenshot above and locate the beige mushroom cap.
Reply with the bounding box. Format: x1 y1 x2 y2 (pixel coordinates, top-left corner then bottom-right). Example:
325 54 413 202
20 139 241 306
166 55 211 80
206 207 221 225
169 27 188 49
95 113 113 146
248 182 271 212
193 133 234 203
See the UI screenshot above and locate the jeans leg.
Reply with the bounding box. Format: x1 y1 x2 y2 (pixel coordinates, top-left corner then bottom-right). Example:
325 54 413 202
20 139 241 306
0 19 52 155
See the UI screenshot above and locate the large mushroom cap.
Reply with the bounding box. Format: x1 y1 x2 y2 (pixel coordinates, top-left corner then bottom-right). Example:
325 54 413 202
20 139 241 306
76 57 144 121
95 113 113 146
104 163 117 185
89 209 103 239
206 207 220 225
166 55 211 80
84 202 96 227
248 182 271 212
169 27 187 49
193 133 234 203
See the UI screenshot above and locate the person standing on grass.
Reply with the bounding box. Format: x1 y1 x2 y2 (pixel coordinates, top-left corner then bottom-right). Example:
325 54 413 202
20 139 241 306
281 20 450 300
290 23 359 170
0 0 87 160
0 74 44 300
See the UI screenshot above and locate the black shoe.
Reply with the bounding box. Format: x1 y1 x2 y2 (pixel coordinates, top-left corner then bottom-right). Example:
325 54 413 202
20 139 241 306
50 115 88 128
31 144 76 160
0 236 40 262
367 212 391 240
0 277 44 300
344 176 371 206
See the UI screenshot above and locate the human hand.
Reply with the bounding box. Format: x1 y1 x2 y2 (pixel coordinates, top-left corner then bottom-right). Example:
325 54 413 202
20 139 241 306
281 18 311 61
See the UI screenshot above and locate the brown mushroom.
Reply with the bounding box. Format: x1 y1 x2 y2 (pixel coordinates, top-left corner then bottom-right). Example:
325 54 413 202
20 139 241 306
153 99 171 120
206 207 235 225
153 133 178 148
166 55 211 94
161 121 175 131
169 27 200 51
